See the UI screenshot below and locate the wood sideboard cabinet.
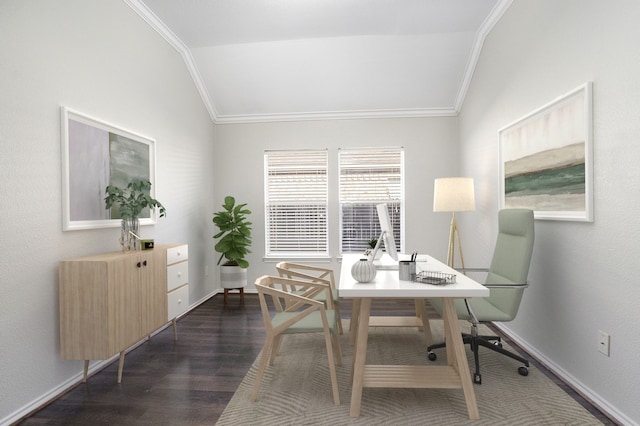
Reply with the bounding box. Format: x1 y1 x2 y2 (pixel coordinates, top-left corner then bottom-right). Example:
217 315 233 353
59 244 189 383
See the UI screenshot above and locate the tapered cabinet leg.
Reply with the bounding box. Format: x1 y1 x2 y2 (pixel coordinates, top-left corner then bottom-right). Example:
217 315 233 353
172 318 178 341
83 360 89 383
117 351 125 384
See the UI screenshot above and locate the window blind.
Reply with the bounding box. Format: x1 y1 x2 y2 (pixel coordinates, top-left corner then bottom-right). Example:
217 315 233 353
264 150 328 256
339 147 404 253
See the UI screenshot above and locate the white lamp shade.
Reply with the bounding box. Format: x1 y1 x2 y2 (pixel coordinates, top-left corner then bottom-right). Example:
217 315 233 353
433 177 476 212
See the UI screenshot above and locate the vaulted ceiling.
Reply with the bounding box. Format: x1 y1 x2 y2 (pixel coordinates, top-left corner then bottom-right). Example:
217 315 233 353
127 0 511 123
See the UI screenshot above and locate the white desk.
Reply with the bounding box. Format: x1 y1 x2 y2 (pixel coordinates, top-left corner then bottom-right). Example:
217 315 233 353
339 253 489 419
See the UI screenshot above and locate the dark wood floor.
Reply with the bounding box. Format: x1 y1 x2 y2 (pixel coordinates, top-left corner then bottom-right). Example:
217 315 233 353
16 294 615 425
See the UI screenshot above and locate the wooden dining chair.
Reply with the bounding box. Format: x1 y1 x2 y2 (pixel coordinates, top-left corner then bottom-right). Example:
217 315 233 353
251 275 342 405
275 261 343 334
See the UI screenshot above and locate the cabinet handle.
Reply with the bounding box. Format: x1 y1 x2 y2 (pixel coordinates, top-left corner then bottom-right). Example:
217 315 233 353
143 260 148 266
137 262 141 268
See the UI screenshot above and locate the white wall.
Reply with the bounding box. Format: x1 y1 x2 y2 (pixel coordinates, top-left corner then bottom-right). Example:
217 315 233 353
5 0 634 424
0 1 216 422
213 117 460 286
459 1 640 424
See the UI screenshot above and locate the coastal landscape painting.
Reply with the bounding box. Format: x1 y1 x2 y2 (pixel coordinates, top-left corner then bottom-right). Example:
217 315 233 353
499 82 593 221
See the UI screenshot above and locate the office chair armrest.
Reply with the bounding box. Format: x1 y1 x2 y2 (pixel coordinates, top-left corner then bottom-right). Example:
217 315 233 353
456 267 489 273
483 282 529 289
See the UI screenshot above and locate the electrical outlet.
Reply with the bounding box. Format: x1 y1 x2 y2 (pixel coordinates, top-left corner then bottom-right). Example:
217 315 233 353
598 330 610 356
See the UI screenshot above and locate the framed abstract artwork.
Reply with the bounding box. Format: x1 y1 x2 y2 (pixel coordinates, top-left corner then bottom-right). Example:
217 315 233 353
61 107 158 231
499 82 593 221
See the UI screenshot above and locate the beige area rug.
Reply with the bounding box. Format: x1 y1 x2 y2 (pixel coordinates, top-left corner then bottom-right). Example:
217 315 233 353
217 320 601 425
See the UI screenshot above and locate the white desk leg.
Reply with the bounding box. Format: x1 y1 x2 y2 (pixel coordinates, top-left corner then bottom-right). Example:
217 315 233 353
442 298 479 420
350 297 371 418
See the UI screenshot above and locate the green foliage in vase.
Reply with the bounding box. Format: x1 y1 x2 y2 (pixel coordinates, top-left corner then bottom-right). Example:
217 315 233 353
213 196 252 268
367 238 378 249
104 180 166 219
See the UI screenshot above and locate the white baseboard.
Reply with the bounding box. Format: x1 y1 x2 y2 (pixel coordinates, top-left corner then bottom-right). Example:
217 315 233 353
1 290 220 426
493 323 636 426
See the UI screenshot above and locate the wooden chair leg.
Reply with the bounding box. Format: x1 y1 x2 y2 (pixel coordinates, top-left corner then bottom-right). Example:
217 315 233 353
323 327 340 405
250 338 273 402
270 335 284 365
350 298 361 345
335 304 344 334
333 332 343 366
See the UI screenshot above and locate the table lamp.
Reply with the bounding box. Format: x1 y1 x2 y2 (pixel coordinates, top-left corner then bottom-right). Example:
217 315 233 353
433 177 475 269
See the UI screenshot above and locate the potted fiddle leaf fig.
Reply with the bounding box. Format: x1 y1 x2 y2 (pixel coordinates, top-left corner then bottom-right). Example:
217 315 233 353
212 196 252 289
104 179 166 251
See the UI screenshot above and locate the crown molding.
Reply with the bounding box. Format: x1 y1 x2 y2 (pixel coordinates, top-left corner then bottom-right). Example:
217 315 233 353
214 107 458 124
124 0 219 122
453 0 513 112
126 0 509 124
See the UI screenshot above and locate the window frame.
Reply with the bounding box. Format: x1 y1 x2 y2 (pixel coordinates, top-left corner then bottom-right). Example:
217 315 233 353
338 147 405 255
263 149 329 259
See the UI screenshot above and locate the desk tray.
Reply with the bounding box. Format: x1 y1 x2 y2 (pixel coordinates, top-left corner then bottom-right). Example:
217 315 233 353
415 271 456 285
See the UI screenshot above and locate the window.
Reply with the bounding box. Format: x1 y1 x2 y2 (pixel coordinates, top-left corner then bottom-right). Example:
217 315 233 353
264 150 328 257
339 147 404 253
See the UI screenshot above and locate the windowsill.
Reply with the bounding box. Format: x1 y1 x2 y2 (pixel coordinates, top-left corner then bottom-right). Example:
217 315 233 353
262 253 372 264
262 255 333 263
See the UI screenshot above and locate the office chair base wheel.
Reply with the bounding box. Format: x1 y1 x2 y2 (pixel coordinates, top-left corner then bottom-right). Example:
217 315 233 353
518 366 529 376
427 352 437 361
474 373 482 384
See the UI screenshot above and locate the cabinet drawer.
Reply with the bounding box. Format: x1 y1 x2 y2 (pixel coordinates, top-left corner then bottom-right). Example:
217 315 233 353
167 285 189 320
167 245 188 265
167 261 189 292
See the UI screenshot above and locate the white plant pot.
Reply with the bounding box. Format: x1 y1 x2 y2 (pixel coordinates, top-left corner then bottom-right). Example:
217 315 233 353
220 265 247 289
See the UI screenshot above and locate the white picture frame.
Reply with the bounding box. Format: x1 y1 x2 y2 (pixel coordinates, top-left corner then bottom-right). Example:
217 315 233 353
61 107 158 231
498 82 593 221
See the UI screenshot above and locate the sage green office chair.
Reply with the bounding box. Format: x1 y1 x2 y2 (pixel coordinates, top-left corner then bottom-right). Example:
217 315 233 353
427 208 535 384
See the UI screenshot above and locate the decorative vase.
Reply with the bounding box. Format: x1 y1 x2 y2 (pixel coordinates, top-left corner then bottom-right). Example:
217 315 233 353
351 258 377 283
120 217 140 252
